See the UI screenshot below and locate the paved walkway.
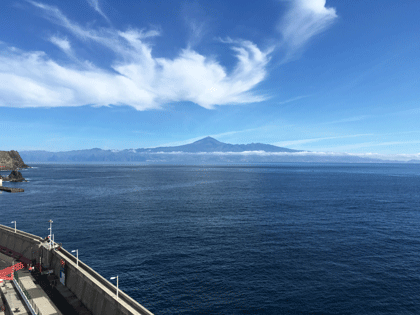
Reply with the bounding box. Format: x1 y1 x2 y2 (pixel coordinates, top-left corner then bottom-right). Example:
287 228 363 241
16 268 62 315
0 252 31 314
54 283 92 315
0 252 62 315
1 280 30 314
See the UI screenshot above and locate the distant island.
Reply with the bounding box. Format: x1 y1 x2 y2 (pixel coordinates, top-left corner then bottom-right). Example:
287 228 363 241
15 136 416 164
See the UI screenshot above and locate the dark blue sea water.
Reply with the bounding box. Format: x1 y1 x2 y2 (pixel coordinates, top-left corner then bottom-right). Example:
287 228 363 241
1 163 420 314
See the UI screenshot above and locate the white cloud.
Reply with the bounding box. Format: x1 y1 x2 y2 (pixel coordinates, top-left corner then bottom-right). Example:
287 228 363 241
181 1 211 48
277 94 310 105
323 115 371 125
278 0 337 58
187 20 206 47
0 2 271 110
49 36 71 53
274 134 374 147
86 0 110 22
319 140 420 151
145 150 420 162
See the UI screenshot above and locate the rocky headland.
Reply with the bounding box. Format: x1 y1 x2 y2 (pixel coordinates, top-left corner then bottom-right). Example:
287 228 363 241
0 151 28 192
0 150 29 170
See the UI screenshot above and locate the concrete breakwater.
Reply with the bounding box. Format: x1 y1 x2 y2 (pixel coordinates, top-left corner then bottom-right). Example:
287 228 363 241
0 224 154 315
0 186 24 193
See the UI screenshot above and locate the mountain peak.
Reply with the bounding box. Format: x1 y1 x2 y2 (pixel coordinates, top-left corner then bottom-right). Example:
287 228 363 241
192 136 222 144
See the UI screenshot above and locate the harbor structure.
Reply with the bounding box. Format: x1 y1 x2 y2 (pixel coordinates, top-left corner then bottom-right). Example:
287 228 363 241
0 223 154 315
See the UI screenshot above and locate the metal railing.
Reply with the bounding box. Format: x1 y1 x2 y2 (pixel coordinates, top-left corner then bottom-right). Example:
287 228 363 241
13 271 42 315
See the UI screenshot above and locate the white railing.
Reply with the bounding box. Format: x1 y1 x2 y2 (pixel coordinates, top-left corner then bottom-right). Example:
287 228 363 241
12 271 42 315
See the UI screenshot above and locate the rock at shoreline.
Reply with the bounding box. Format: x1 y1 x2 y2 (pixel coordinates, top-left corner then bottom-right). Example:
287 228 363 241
0 150 29 170
1 170 27 182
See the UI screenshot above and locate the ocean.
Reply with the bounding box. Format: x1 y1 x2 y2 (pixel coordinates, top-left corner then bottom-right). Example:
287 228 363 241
1 163 420 314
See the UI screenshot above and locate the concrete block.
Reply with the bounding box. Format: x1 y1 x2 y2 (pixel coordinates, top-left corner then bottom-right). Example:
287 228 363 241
91 289 102 314
20 241 32 258
79 281 87 303
14 237 22 254
4 234 12 252
104 299 118 315
0 232 7 247
65 268 74 292
75 275 85 301
82 283 93 309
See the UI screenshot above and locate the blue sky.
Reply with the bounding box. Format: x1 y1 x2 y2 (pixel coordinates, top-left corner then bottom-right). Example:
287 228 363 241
1 0 420 160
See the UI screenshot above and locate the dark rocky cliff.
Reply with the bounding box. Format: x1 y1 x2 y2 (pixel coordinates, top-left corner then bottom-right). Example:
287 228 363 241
0 150 29 170
1 170 27 182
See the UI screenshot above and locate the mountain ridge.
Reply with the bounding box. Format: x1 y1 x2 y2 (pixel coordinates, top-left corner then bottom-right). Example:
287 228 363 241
136 136 300 153
14 136 417 163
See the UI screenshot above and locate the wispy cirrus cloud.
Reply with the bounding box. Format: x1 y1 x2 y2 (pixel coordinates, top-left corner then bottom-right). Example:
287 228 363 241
277 94 310 105
181 1 211 49
323 115 371 125
278 0 337 59
0 1 271 110
49 36 71 53
86 0 110 22
0 0 337 111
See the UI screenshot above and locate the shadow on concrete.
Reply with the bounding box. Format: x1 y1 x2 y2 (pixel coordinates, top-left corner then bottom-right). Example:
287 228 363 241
31 269 92 315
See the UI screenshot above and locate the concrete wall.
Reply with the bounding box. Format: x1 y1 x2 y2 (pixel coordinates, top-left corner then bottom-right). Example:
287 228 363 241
0 225 42 265
0 225 154 315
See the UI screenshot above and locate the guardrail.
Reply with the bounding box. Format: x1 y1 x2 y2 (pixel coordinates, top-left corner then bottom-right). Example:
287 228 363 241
13 271 42 315
0 224 44 242
58 248 153 315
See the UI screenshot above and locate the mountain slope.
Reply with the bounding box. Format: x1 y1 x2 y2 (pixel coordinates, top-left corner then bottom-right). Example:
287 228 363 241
136 136 300 153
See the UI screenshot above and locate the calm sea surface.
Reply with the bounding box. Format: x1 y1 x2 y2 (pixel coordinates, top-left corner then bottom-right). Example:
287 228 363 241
1 163 420 314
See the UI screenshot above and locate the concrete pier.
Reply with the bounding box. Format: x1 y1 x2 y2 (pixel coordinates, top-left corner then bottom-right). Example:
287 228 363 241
1 279 31 315
0 187 24 193
0 224 154 315
0 252 63 315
